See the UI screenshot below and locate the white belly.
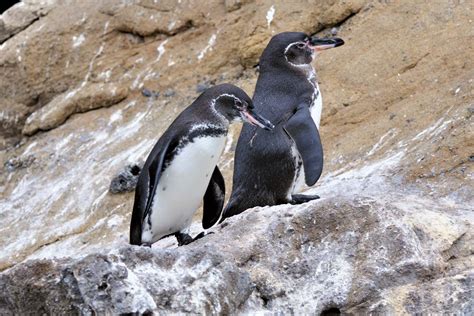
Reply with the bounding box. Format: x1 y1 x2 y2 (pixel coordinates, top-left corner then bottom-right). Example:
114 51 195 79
142 136 226 243
310 82 322 129
289 143 305 198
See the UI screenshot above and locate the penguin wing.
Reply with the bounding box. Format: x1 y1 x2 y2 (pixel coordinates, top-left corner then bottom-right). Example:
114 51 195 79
202 166 225 229
129 139 171 245
284 104 323 186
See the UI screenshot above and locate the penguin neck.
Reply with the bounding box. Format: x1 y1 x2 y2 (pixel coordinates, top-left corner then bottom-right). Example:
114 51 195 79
261 58 315 79
189 122 228 137
289 61 315 79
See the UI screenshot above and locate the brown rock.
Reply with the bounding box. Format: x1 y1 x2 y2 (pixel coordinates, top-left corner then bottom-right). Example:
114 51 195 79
0 1 51 43
0 100 29 148
22 82 128 135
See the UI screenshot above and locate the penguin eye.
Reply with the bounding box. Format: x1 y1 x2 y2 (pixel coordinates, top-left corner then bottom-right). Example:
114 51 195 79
296 43 306 49
234 99 243 109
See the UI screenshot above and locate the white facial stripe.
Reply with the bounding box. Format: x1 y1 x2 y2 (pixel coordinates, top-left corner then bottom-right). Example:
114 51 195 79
284 41 315 68
283 41 306 54
209 93 242 123
215 93 241 103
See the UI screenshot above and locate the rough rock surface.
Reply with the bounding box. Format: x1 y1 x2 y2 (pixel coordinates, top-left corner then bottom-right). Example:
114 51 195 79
0 197 472 314
0 0 473 314
109 163 142 194
22 82 129 135
0 1 51 43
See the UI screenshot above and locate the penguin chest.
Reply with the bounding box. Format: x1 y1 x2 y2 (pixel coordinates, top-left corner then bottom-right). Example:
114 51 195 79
143 135 226 243
309 82 322 129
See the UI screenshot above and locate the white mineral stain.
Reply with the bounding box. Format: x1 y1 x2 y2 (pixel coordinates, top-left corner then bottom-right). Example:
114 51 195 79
266 5 275 27
72 34 86 48
197 34 217 61
156 39 168 62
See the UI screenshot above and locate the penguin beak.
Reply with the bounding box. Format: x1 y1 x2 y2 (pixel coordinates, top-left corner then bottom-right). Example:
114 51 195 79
241 108 274 131
308 37 344 51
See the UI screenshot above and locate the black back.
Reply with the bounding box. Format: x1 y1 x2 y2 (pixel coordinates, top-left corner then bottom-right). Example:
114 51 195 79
223 32 319 218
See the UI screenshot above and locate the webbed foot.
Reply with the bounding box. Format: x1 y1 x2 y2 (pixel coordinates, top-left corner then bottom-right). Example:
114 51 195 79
175 232 194 246
290 194 320 205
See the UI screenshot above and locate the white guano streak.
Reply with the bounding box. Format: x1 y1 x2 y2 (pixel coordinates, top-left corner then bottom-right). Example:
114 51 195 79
197 34 217 61
266 5 275 27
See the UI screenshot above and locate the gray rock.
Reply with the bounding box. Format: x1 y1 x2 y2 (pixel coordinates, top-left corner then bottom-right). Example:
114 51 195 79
0 197 472 314
196 82 210 93
109 164 141 194
163 89 176 97
0 246 253 315
4 155 35 172
142 88 159 98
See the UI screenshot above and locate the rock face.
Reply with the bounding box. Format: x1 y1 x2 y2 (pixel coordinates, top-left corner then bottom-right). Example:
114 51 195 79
0 0 473 314
22 82 129 135
0 197 472 314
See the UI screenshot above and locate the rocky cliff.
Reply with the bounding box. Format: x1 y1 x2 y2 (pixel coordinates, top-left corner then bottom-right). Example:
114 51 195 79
0 0 472 314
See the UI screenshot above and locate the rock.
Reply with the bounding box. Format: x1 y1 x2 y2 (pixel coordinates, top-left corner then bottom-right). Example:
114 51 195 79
113 4 194 37
0 100 29 149
109 164 141 194
163 89 176 97
0 1 51 43
4 155 35 172
0 245 253 314
224 0 251 12
141 88 159 98
0 0 473 314
22 83 128 136
196 82 210 93
0 197 471 314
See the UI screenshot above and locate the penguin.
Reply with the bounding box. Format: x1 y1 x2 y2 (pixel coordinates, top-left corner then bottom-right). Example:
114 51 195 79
221 32 344 220
130 83 274 246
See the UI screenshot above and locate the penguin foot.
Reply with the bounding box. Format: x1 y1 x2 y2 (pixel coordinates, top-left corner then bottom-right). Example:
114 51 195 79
194 231 214 241
176 232 214 246
141 242 152 248
290 194 320 205
175 232 194 246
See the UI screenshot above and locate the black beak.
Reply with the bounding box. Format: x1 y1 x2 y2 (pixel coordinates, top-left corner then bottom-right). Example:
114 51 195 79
241 108 274 131
309 37 344 50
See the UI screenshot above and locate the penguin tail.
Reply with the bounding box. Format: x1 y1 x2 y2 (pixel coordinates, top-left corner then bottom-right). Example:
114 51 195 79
219 199 247 224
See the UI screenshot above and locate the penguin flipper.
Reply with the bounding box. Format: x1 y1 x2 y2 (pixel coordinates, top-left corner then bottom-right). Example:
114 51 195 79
202 166 225 229
284 105 323 186
129 140 171 245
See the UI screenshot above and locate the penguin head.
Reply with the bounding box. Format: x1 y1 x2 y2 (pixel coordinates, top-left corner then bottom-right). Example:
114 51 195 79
210 84 274 130
260 32 344 69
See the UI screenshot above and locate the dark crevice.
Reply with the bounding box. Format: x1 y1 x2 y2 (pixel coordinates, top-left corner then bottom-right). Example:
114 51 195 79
331 9 361 29
399 53 430 74
442 232 467 262
312 8 362 37
130 165 141 176
320 307 341 316
136 3 172 13
0 16 40 45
